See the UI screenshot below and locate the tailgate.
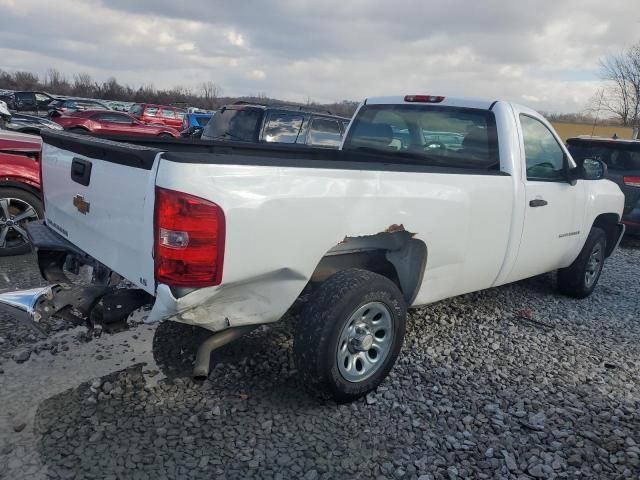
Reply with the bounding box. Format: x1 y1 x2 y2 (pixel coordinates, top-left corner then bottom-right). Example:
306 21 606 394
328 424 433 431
40 131 161 294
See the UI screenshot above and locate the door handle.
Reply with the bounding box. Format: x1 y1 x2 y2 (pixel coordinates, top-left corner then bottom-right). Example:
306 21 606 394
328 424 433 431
71 158 92 186
529 199 548 207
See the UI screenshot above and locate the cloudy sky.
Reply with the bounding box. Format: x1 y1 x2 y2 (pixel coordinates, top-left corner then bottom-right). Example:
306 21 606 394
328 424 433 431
0 0 638 112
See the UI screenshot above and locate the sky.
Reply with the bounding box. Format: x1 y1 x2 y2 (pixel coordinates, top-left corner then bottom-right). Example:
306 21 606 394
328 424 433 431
0 0 638 113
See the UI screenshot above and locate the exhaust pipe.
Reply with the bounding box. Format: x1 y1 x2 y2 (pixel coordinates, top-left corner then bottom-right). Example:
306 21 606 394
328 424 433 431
193 325 258 380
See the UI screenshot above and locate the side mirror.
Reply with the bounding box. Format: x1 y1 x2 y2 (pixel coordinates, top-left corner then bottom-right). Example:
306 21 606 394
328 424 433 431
582 158 608 180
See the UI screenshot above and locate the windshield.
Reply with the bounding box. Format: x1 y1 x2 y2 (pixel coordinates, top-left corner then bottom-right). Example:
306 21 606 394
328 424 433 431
343 104 499 168
201 108 262 142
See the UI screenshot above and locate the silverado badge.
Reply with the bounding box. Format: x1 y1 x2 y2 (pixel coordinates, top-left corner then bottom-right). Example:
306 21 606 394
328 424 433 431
73 195 90 215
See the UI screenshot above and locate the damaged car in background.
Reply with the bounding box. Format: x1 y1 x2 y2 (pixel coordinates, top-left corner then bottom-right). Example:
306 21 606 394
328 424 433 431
0 94 625 402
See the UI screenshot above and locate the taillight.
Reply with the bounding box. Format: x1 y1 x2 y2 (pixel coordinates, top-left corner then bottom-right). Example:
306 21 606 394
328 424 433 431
623 176 640 187
404 95 445 103
154 187 225 287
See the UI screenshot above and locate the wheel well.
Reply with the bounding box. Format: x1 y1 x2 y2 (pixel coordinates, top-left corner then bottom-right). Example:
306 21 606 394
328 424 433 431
310 227 427 304
592 213 619 257
0 181 41 199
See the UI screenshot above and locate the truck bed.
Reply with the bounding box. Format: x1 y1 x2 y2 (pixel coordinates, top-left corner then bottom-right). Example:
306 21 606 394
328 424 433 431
41 130 504 175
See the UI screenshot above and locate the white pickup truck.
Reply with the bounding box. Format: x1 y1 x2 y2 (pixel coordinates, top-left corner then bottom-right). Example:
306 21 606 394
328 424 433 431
0 94 625 402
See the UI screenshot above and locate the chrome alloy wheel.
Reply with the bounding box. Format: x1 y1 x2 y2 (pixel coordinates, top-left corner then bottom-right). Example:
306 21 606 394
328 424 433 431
336 301 394 383
584 243 603 288
0 197 39 249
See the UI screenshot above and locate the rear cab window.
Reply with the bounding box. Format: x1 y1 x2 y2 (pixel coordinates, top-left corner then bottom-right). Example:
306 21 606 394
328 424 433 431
343 104 499 169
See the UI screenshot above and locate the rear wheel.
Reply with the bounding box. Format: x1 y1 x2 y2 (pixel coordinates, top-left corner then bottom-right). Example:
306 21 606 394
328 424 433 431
294 269 406 402
0 188 43 256
68 127 88 135
158 133 173 139
557 227 607 298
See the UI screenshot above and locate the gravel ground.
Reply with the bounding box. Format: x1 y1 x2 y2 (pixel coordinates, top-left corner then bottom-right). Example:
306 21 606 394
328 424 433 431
0 240 639 479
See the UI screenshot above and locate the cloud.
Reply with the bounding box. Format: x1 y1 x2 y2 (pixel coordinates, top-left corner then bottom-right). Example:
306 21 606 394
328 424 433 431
0 0 637 112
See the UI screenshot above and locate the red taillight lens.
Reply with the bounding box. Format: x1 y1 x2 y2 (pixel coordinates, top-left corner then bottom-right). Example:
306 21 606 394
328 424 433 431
623 176 640 187
404 95 445 103
154 187 225 287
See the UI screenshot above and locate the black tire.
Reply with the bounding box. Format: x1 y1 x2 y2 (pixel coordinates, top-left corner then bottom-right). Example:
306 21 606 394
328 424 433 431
68 127 88 135
0 188 43 256
557 227 607 299
158 133 173 139
294 268 407 403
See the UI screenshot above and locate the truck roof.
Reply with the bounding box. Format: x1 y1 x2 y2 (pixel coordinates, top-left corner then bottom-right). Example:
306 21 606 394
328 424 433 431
365 95 498 110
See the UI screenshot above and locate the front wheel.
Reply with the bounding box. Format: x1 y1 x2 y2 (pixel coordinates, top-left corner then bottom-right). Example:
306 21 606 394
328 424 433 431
294 269 407 403
557 227 607 298
0 188 43 256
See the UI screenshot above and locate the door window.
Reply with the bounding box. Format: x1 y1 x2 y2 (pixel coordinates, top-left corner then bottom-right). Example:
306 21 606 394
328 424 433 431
308 118 342 147
520 115 566 181
263 113 304 143
15 92 36 106
144 106 159 117
161 108 176 119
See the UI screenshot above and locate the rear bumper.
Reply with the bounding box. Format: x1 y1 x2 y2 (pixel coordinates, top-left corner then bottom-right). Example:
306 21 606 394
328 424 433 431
0 286 55 327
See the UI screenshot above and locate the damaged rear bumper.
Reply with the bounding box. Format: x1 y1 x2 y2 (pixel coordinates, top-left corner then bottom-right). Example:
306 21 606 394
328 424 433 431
0 286 55 324
0 221 150 331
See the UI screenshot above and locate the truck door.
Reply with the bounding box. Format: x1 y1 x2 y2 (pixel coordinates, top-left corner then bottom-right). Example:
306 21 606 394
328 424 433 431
508 112 586 282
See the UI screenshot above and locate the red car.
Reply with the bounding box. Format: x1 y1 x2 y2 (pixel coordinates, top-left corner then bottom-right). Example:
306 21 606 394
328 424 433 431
54 110 180 138
129 103 186 129
0 130 43 256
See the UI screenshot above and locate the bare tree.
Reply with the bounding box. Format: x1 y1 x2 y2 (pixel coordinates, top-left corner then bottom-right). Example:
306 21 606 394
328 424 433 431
73 73 94 97
12 71 40 90
200 81 222 108
599 43 640 127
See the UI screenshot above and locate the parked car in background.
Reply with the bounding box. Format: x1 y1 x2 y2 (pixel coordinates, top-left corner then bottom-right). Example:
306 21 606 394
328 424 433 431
0 100 10 129
0 91 57 116
0 130 42 256
567 136 640 235
201 103 351 148
0 94 624 402
129 103 186 129
180 111 213 138
103 101 132 112
5 112 64 135
47 98 110 118
54 110 180 138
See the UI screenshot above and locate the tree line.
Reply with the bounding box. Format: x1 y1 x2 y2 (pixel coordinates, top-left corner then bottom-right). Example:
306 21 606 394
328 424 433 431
0 68 359 118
